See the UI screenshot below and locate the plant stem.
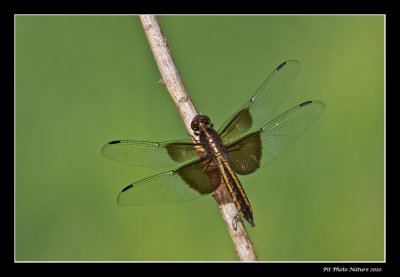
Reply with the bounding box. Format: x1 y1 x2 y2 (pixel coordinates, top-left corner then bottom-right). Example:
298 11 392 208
139 15 257 261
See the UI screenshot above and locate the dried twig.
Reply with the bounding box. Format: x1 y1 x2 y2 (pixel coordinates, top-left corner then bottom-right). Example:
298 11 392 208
139 15 257 261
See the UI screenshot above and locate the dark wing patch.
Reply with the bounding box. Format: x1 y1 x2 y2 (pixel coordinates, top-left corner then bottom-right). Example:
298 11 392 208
177 158 221 194
226 132 262 175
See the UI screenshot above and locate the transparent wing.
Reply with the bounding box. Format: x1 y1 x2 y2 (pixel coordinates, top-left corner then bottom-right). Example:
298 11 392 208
226 100 325 174
117 158 221 205
219 60 301 144
101 139 199 168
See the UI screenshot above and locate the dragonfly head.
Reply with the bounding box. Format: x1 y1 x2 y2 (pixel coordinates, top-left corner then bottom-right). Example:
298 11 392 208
191 115 211 132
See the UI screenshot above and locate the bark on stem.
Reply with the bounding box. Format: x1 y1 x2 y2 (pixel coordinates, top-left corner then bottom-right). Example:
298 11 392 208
139 15 257 261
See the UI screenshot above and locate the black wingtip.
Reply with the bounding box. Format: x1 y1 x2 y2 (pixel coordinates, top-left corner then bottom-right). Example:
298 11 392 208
276 61 287 71
300 100 313 107
109 140 121 145
121 184 133 192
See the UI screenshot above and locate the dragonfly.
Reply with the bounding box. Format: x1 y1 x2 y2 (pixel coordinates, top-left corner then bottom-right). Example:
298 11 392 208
102 60 325 227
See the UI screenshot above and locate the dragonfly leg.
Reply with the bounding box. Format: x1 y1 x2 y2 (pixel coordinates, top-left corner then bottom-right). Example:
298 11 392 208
232 214 242 231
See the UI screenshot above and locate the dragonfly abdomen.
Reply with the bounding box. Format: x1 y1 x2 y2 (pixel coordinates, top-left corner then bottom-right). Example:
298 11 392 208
199 126 255 227
217 155 255 227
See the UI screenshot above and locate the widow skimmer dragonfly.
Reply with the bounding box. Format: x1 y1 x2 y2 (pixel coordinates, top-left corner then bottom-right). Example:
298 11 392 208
102 60 325 227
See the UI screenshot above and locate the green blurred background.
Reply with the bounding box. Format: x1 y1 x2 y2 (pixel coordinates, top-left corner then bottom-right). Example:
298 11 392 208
15 15 384 261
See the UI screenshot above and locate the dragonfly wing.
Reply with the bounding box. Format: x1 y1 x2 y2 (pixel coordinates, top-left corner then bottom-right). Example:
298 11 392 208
226 100 325 175
101 139 199 168
225 132 262 175
118 158 221 205
219 60 301 144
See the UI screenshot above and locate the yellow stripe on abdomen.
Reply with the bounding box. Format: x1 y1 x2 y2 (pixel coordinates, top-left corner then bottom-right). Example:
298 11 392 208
216 155 252 214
